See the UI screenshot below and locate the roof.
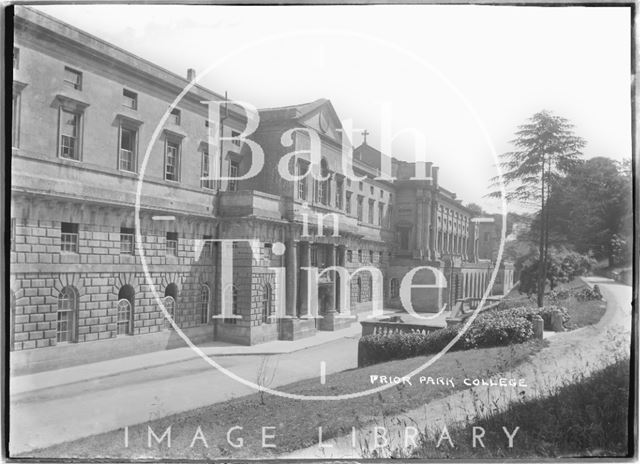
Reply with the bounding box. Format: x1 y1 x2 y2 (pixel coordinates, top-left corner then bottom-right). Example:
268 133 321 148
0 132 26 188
259 98 328 117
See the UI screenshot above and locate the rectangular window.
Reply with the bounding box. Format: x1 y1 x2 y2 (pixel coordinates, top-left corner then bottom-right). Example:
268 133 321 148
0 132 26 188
345 192 352 215
119 126 137 172
378 203 384 226
166 232 178 256
165 139 180 181
63 67 82 90
60 222 79 253
335 179 344 209
399 228 410 250
368 200 375 224
122 89 138 110
357 196 363 222
347 250 353 263
231 130 241 147
380 189 384 198
296 160 307 200
59 109 81 160
201 149 214 189
359 181 363 191
370 186 374 195
13 47 19 69
369 250 374 263
358 250 363 263
387 205 393 227
228 161 239 192
120 227 134 254
169 108 181 125
264 243 272 261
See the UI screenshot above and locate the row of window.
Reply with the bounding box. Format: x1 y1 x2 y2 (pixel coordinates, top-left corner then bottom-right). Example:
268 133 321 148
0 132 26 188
47 281 279 345
11 276 401 348
295 159 393 226
58 222 203 257
13 53 242 190
56 106 241 190
345 249 387 264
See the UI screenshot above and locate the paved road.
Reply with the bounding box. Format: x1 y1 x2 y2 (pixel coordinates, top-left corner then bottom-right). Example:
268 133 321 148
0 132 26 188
10 332 360 455
283 277 632 459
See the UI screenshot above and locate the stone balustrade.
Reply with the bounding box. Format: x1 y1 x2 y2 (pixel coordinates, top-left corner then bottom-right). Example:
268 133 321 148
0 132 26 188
360 318 441 337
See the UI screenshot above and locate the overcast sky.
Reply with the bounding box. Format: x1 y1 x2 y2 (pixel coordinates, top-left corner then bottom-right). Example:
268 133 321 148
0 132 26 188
35 4 632 214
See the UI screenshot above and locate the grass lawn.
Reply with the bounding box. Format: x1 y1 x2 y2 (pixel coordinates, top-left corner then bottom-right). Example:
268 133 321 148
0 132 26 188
411 357 631 458
502 278 606 329
24 340 546 459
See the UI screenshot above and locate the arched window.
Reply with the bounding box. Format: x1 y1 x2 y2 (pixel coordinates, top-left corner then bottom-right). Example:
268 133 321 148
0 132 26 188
199 284 210 324
367 275 373 301
164 283 178 329
261 284 273 324
390 278 400 298
57 286 78 343
356 277 362 303
117 285 135 336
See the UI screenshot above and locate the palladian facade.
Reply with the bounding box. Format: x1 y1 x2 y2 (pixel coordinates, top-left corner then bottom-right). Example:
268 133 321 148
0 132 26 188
9 6 513 370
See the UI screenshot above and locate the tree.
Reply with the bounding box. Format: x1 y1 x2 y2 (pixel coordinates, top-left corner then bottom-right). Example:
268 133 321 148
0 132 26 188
465 203 484 216
488 111 585 307
542 156 632 267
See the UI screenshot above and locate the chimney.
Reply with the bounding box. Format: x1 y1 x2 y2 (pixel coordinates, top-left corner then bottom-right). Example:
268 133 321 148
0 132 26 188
432 165 439 187
424 161 433 183
187 68 196 81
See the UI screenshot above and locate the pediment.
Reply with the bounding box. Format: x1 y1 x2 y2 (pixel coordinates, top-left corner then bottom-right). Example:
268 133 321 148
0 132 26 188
298 100 346 146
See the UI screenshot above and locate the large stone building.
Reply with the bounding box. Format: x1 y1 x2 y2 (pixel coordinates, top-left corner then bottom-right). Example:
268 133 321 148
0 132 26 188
9 6 513 370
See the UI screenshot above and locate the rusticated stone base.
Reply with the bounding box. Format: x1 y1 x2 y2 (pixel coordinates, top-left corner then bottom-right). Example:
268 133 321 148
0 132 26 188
318 311 356 331
278 317 317 341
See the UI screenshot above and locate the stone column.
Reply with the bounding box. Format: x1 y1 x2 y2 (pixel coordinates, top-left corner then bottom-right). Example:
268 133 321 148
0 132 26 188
416 191 424 256
424 193 432 259
460 272 465 299
328 244 337 312
298 241 311 316
431 199 439 260
337 245 346 312
285 239 298 317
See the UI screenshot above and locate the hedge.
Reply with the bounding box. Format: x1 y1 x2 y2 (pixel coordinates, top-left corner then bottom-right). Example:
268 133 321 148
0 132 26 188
494 305 570 329
358 310 536 367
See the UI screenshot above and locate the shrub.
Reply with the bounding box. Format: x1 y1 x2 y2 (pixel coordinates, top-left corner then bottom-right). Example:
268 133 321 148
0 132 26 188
494 305 570 329
574 285 603 302
518 248 596 294
358 311 538 367
548 288 570 302
357 327 463 367
463 313 533 348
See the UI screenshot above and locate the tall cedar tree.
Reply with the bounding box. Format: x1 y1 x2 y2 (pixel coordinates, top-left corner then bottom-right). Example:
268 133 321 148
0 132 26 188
488 111 585 307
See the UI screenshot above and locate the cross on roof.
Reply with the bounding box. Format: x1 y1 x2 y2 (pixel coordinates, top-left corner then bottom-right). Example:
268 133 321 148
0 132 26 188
362 129 370 144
